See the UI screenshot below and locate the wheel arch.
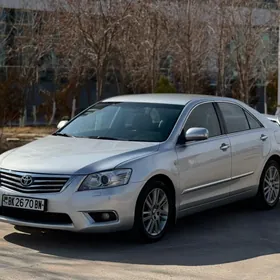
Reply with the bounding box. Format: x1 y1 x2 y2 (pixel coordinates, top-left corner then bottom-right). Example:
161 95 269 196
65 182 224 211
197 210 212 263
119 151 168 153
258 154 280 184
254 154 280 209
136 174 177 224
262 154 280 172
266 154 280 167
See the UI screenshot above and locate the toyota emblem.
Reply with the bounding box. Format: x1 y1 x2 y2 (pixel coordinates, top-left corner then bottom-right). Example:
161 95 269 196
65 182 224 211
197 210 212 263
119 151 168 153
20 175 33 187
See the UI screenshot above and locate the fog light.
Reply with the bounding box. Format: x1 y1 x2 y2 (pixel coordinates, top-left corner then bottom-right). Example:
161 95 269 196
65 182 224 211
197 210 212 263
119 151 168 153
101 213 110 220
88 211 118 222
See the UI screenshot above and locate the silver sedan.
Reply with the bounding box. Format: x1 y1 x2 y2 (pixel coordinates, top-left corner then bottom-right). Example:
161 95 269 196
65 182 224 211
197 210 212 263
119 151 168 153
0 94 280 242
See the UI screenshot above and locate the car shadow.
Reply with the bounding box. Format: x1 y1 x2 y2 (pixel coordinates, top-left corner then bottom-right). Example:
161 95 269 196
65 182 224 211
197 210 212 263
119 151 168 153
4 201 280 266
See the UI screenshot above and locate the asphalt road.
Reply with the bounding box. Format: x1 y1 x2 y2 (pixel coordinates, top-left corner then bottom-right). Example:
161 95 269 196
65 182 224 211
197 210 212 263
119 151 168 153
1 201 280 280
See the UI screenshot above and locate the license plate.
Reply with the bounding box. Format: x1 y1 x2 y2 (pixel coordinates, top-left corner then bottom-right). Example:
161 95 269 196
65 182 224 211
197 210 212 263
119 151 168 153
2 195 47 212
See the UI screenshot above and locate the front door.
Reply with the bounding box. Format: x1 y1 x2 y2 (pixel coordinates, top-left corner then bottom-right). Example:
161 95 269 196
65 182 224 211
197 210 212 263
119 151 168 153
176 102 231 210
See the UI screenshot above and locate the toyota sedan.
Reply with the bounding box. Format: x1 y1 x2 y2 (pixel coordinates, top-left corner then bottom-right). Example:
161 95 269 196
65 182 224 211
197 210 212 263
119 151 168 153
0 94 280 242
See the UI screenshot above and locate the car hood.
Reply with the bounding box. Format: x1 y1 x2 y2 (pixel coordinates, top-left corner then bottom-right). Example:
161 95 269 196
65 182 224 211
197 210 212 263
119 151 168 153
0 136 159 175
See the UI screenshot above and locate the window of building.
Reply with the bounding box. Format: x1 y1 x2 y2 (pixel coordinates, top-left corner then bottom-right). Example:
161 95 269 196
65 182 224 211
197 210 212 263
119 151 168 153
0 8 6 22
15 10 32 24
0 23 6 35
0 41 5 66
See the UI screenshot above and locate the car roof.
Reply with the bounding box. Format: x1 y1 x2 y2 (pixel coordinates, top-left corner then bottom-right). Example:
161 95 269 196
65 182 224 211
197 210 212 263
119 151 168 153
102 93 236 106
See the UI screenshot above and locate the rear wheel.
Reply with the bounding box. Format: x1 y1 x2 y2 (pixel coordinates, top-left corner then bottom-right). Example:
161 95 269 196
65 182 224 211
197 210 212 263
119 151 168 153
133 180 174 243
255 160 280 210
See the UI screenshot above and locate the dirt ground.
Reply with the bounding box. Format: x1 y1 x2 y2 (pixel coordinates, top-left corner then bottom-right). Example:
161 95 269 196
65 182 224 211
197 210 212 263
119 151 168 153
0 126 55 153
2 126 55 135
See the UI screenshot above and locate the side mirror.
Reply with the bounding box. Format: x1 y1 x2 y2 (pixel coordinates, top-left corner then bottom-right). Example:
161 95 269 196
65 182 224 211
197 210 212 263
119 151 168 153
185 127 209 142
57 120 68 129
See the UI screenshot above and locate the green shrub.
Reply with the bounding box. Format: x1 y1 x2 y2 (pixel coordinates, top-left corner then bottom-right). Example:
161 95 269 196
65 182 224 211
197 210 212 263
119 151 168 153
154 76 177 93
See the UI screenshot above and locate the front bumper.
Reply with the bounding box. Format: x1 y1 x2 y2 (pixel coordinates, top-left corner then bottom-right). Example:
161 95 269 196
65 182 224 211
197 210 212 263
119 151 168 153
0 175 145 233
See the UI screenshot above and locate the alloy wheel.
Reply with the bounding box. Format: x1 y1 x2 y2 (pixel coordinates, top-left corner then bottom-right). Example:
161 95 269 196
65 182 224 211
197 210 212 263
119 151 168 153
263 165 280 205
142 188 169 236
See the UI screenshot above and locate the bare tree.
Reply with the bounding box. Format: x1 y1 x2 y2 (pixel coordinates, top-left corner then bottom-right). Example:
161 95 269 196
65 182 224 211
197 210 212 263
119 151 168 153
0 74 25 152
168 0 212 94
1 0 277 130
225 0 278 103
53 31 95 121
54 0 134 101
2 6 56 126
0 70 25 131
38 52 93 125
208 0 236 96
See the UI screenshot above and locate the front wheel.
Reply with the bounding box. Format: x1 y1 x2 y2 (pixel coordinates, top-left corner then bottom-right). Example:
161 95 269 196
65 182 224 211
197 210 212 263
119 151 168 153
133 180 174 243
255 160 280 210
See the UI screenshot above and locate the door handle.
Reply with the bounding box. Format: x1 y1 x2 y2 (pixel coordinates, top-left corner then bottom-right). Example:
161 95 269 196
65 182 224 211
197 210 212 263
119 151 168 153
220 143 230 151
260 134 268 141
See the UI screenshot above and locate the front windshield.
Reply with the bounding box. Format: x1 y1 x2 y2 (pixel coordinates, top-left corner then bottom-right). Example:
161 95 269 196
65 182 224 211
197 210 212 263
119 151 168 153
58 102 184 142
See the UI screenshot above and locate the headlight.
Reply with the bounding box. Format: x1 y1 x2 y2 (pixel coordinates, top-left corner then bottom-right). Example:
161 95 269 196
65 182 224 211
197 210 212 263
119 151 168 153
78 169 132 191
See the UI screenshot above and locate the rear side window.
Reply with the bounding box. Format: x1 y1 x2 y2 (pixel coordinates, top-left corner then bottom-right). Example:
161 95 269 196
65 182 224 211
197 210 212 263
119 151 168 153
244 111 262 129
218 103 249 134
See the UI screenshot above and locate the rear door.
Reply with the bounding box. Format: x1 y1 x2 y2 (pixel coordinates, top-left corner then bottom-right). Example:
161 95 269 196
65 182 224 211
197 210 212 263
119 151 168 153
217 102 271 195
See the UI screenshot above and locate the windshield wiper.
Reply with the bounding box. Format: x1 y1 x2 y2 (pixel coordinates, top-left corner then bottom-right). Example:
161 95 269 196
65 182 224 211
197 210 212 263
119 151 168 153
53 133 74 138
88 136 126 141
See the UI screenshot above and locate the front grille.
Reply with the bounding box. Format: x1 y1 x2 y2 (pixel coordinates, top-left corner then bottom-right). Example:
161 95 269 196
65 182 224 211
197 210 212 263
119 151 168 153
0 207 72 224
0 169 70 193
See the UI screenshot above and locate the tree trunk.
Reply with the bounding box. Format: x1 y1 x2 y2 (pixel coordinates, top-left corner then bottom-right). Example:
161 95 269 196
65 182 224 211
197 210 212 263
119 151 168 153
96 73 104 102
48 100 56 126
113 66 122 95
32 105 37 125
186 0 193 94
245 82 249 104
71 97 76 119
217 29 225 96
19 107 27 127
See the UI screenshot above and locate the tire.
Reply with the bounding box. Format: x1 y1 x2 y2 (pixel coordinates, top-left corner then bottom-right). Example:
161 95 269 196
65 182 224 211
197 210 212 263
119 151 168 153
255 160 280 210
133 179 174 243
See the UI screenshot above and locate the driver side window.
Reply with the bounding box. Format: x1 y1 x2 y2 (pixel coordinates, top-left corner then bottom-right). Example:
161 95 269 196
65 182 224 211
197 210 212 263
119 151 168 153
184 103 221 138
